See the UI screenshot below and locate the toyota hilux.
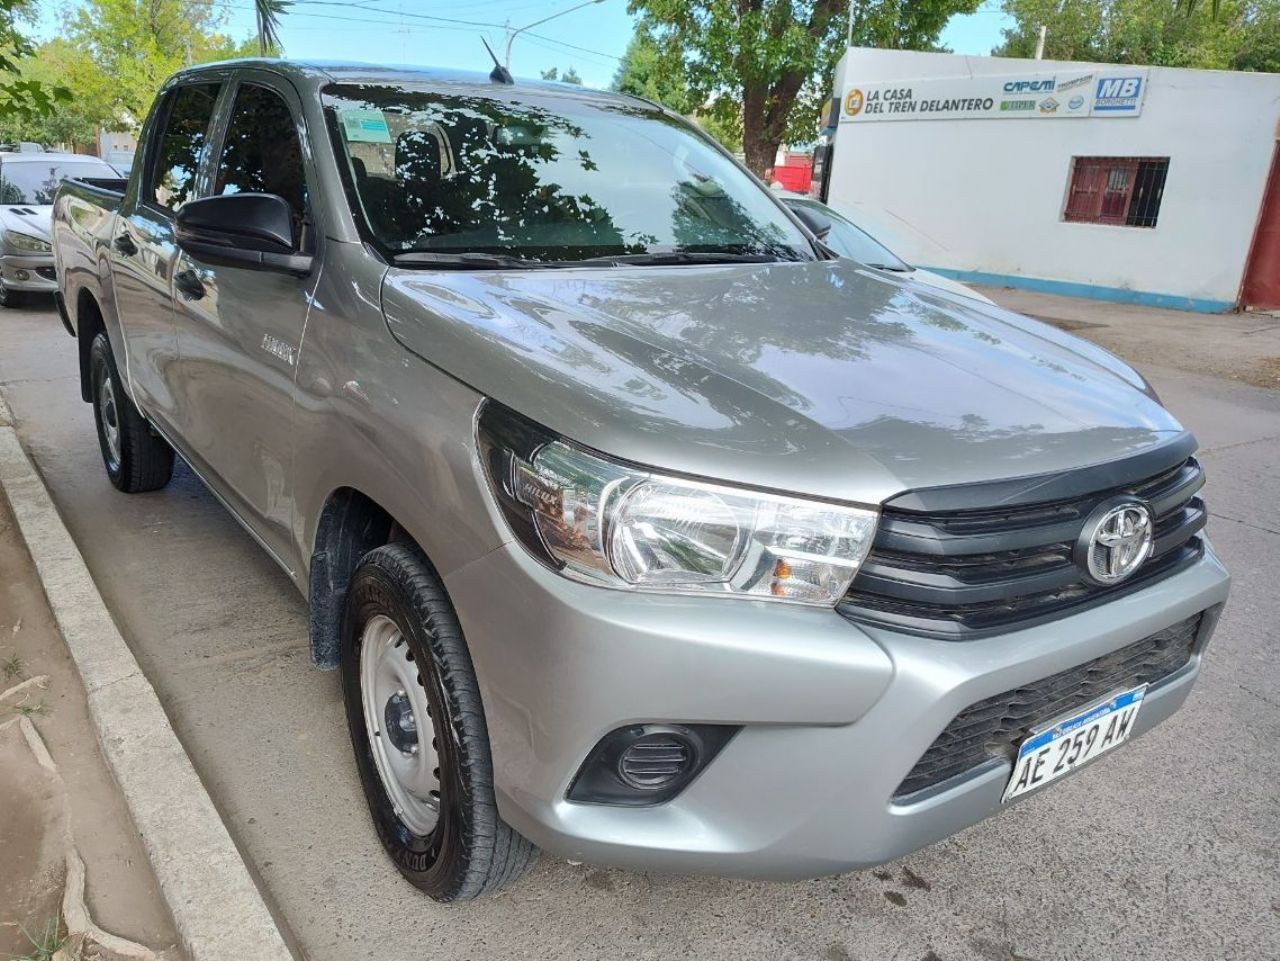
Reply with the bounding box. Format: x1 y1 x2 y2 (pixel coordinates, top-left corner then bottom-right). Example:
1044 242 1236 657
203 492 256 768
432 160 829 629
52 59 1229 902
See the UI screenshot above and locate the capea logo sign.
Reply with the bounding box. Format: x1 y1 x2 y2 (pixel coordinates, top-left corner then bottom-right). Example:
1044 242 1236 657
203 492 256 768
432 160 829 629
844 88 864 116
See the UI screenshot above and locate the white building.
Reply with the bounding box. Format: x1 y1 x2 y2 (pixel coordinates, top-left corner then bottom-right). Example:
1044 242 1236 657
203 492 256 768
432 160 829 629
826 47 1280 313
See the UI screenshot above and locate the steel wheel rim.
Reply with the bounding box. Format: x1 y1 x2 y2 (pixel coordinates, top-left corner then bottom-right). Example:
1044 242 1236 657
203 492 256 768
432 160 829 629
98 374 122 471
359 614 441 836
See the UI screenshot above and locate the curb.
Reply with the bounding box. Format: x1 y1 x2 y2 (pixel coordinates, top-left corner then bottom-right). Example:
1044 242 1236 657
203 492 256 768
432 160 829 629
0 391 295 961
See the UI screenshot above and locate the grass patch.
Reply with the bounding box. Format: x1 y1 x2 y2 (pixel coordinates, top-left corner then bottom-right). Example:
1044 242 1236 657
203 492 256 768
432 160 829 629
12 914 71 961
1 653 23 680
13 701 47 718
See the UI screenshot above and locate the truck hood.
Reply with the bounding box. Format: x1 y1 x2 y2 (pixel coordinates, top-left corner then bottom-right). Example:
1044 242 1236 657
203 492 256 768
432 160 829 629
382 259 1185 505
0 204 53 243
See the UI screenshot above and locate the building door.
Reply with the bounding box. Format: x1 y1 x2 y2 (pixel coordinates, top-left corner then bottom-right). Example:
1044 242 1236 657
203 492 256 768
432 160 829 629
1242 143 1280 310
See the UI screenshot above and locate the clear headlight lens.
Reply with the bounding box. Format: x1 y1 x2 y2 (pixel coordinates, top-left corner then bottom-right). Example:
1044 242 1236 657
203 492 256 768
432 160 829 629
3 230 51 253
478 402 878 607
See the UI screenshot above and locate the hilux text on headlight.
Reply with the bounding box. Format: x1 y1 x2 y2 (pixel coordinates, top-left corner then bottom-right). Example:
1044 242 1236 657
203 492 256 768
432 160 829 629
477 402 878 606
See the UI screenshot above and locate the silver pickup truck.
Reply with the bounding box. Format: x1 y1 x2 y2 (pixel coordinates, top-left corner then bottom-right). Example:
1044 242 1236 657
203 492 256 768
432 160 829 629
53 59 1229 902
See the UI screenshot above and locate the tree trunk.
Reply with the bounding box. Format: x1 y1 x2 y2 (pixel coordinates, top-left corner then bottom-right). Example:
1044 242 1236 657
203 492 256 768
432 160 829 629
743 133 782 181
741 87 780 180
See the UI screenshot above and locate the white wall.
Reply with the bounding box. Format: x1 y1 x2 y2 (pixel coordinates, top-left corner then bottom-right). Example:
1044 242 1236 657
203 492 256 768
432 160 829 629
828 48 1280 307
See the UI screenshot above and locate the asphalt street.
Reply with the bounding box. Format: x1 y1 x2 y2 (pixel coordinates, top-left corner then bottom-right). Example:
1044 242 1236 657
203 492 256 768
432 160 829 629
1 297 1276 961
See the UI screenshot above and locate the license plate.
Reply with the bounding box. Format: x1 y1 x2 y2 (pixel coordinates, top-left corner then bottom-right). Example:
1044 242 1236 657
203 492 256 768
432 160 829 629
1002 684 1147 802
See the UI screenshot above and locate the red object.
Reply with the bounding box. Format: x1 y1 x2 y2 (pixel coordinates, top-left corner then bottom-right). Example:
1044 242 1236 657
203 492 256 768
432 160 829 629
1242 144 1280 310
772 154 813 193
1063 156 1168 228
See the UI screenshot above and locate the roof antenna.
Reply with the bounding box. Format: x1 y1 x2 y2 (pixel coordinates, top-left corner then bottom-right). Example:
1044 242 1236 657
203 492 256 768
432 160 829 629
482 37 514 85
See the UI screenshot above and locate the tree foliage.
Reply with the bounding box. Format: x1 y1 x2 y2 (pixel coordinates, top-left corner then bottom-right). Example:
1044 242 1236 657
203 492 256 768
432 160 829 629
1 0 70 123
628 0 982 177
996 0 1280 72
540 66 584 83
64 0 257 126
612 26 743 151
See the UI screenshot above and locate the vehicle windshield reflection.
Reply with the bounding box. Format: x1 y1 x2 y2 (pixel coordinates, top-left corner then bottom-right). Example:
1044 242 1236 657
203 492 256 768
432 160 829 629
322 84 815 265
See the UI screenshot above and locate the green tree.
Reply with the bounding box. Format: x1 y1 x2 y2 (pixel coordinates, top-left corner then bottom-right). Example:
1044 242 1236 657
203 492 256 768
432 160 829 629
0 39 107 146
1 0 70 122
612 26 743 152
539 66 583 83
62 0 259 129
630 0 983 178
613 23 695 111
254 0 289 56
996 0 1280 72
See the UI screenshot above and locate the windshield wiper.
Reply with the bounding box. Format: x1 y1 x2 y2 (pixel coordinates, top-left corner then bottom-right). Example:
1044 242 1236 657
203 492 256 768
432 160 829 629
391 251 557 270
391 250 799 270
572 251 789 267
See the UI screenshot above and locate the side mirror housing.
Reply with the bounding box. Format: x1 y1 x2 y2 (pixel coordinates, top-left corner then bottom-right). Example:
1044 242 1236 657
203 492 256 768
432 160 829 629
790 204 833 242
175 193 313 275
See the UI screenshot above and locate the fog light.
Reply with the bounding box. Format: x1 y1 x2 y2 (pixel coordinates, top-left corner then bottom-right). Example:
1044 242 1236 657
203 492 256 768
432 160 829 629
618 732 692 790
15 269 29 281
567 723 738 806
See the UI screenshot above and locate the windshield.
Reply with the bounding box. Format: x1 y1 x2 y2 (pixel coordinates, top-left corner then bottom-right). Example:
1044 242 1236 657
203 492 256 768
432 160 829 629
322 84 815 265
0 159 117 205
789 199 909 272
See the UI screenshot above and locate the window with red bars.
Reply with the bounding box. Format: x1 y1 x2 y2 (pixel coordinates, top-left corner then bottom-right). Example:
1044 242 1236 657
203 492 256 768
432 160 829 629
1063 157 1169 228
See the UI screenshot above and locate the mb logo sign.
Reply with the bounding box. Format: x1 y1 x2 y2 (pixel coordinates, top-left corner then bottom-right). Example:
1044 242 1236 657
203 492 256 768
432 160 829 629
1094 76 1143 112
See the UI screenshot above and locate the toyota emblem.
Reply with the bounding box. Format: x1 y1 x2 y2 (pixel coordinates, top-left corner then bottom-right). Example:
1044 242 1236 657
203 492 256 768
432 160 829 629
1077 499 1154 585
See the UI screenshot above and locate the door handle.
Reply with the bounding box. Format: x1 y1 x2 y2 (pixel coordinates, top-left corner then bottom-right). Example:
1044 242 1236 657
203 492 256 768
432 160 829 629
113 233 138 256
174 268 206 301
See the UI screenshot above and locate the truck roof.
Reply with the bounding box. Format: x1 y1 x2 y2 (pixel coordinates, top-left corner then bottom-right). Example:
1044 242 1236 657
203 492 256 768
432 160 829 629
169 58 645 108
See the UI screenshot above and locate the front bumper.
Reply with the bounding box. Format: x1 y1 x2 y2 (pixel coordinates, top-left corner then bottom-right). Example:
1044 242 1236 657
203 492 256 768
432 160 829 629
445 540 1230 880
1 253 57 292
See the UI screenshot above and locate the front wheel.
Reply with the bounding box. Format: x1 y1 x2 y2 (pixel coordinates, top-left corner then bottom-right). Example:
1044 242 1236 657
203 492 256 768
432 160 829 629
89 332 174 492
340 543 537 901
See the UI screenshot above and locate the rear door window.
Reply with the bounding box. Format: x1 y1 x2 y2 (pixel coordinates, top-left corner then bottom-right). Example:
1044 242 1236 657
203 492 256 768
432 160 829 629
148 83 221 211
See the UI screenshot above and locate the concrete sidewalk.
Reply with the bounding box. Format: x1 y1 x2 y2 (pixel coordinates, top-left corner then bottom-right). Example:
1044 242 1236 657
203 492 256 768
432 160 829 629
0 391 294 961
975 284 1280 390
0 484 179 960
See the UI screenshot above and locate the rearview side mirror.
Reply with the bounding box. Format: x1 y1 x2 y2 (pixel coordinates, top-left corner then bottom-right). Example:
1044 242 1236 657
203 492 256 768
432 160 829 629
175 193 313 275
790 205 833 242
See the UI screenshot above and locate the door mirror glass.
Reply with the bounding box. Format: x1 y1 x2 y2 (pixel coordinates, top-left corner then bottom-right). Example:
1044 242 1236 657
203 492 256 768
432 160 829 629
175 193 312 274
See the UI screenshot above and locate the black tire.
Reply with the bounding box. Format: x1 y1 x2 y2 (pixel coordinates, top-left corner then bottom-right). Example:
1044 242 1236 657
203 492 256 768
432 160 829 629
340 543 537 901
0 277 27 309
88 332 175 492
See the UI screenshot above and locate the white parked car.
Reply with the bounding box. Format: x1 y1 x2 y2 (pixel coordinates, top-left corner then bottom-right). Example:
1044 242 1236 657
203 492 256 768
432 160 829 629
1 151 122 308
780 193 994 305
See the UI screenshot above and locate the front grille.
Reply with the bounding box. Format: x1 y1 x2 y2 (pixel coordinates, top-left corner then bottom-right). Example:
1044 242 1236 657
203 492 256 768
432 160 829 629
839 455 1206 638
894 613 1203 799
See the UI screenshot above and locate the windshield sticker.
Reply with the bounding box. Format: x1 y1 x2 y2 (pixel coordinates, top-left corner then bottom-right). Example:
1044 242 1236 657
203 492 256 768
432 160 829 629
340 109 392 144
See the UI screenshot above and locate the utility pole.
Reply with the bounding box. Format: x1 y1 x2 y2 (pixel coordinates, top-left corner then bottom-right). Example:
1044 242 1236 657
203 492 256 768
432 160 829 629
1034 24 1047 59
504 0 604 70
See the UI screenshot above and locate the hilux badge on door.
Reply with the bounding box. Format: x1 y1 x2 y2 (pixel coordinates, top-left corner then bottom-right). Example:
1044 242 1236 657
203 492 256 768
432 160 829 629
1077 500 1154 585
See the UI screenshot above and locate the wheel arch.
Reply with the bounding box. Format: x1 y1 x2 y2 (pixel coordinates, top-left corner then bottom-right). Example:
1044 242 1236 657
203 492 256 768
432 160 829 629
308 486 405 669
75 288 106 403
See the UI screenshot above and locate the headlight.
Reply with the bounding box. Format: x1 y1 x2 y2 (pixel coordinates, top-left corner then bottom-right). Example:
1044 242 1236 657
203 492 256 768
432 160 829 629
477 402 878 607
3 230 51 253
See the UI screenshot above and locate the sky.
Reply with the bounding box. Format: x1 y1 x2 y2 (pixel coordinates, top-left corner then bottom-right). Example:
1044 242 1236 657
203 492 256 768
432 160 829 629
34 0 1014 91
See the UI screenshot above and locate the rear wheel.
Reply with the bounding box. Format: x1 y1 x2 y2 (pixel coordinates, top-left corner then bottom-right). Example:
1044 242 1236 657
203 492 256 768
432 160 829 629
340 543 537 901
89 332 174 492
